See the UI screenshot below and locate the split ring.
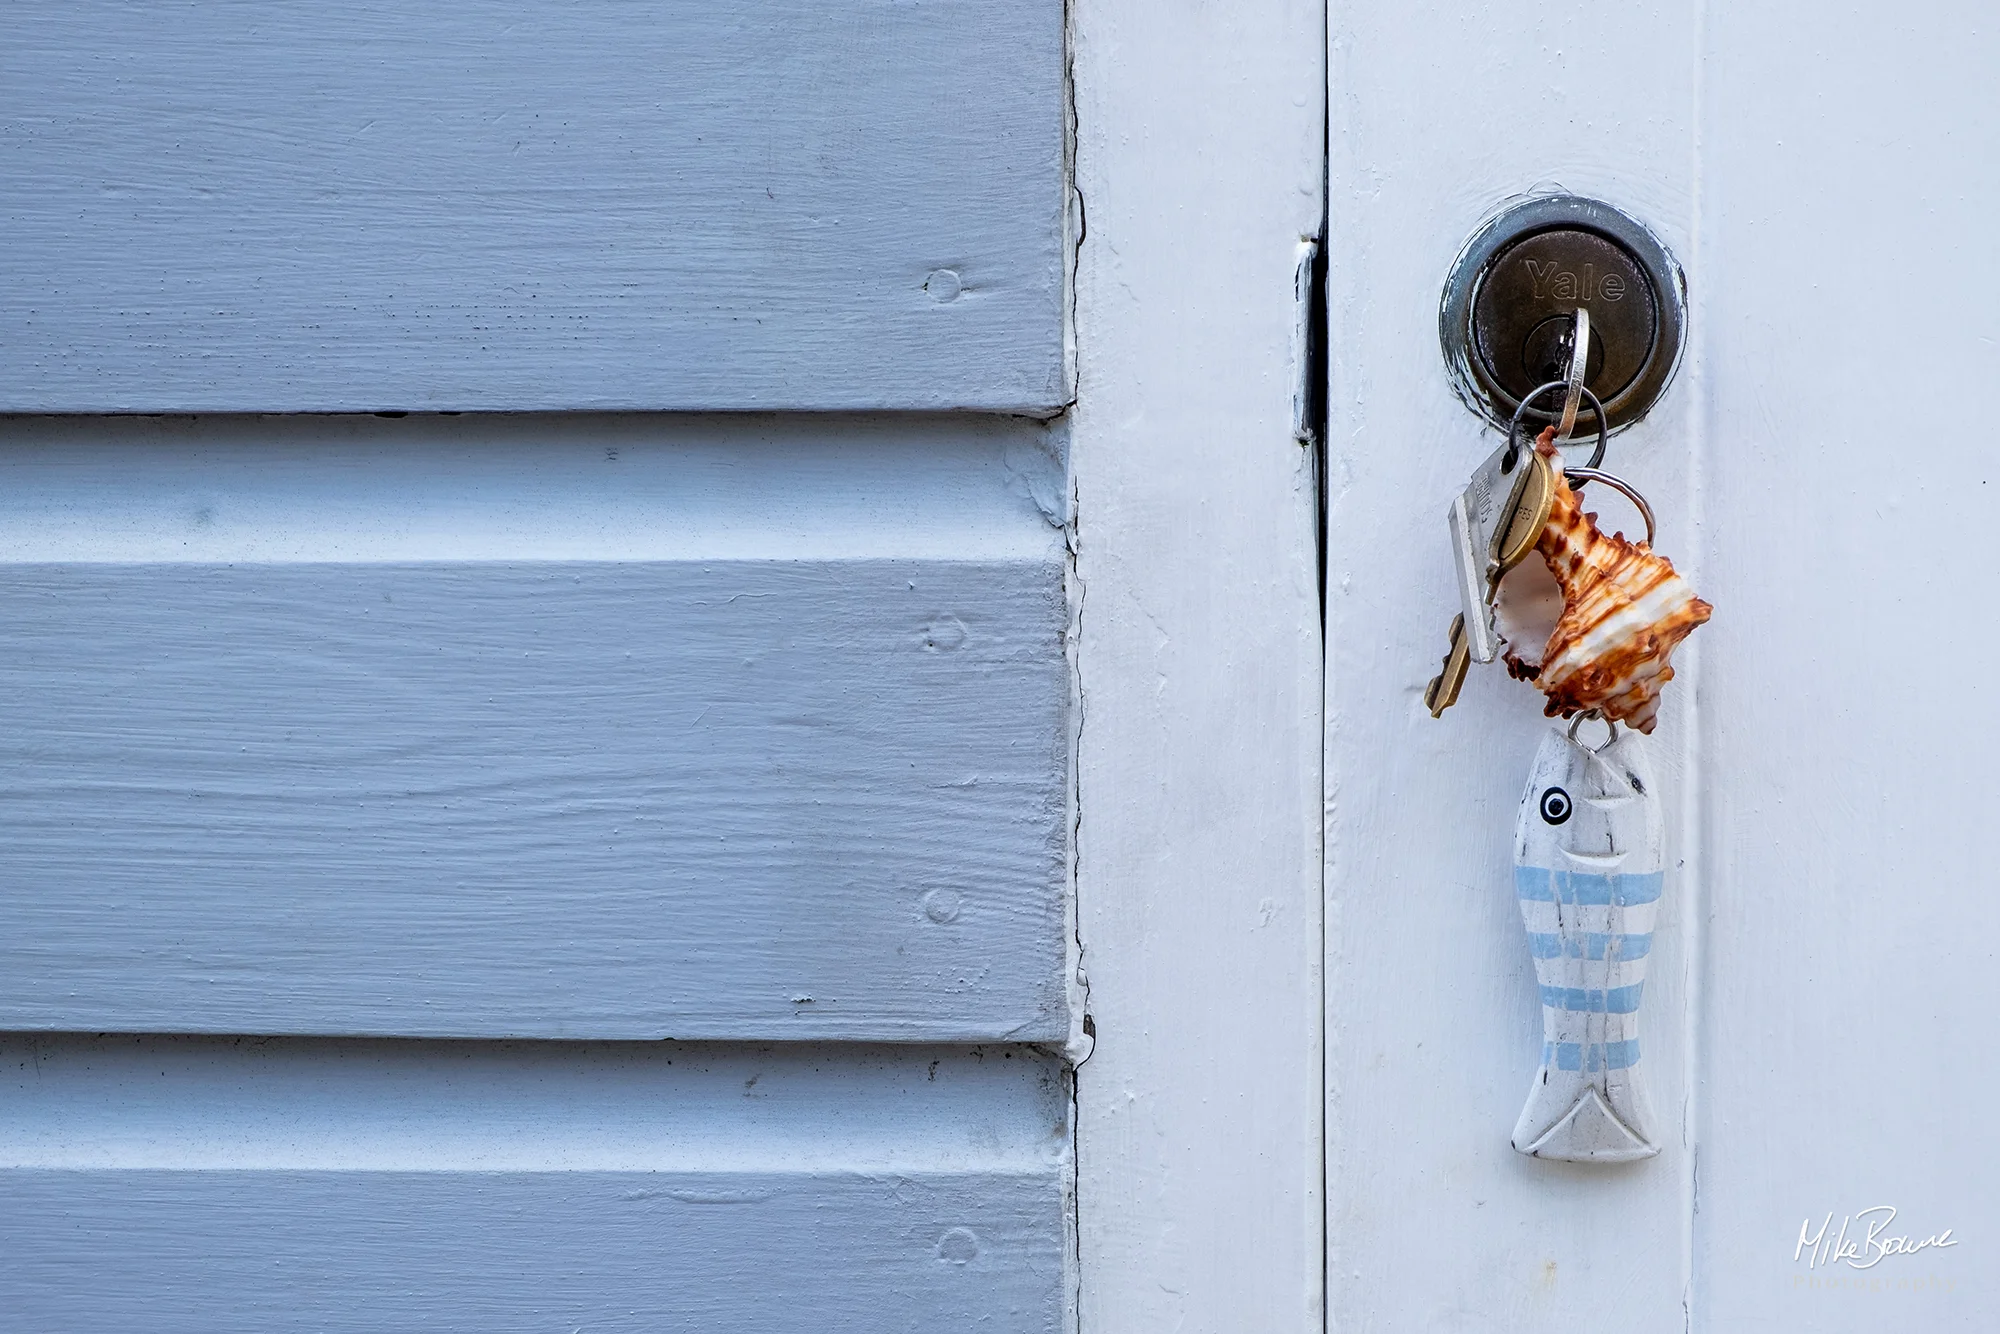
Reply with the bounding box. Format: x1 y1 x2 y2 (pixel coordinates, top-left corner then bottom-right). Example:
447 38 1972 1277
1562 467 1656 547
1567 709 1619 752
1505 381 1607 475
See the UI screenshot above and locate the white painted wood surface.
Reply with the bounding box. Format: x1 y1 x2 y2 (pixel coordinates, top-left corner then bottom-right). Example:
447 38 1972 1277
1694 4 1996 1328
1325 5 1698 1328
0 1036 1070 1331
1070 0 1325 1331
0 414 1070 1041
0 1 1067 413
1328 1 1993 1328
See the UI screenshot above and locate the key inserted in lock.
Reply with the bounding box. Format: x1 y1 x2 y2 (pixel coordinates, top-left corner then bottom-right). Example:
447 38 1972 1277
1439 195 1685 436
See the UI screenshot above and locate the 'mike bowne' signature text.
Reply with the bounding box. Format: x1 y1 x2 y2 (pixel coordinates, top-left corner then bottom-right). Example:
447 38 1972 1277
1795 1207 1956 1271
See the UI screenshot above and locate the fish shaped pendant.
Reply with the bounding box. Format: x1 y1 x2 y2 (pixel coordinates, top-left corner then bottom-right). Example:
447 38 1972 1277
1510 719 1663 1163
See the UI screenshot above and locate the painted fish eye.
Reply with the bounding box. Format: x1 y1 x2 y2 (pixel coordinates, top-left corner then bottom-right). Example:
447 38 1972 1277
1539 787 1572 825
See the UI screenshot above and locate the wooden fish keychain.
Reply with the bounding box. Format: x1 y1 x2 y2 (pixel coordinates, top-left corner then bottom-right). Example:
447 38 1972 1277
1427 310 1711 1162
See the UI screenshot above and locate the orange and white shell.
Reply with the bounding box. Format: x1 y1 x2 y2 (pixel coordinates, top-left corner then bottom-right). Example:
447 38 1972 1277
1498 430 1712 734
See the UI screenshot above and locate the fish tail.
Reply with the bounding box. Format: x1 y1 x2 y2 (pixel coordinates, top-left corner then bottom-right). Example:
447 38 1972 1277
1512 866 1661 1162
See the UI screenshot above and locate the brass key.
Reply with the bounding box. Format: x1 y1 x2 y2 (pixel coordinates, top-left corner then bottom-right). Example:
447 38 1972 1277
1425 613 1472 717
1491 447 1555 577
1427 449 1555 717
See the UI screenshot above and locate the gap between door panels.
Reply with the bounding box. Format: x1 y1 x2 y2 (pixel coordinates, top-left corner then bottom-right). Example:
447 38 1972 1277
0 1033 1072 1174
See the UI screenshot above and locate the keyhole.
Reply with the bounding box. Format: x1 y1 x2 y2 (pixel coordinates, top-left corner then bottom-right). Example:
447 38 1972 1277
1521 318 1607 391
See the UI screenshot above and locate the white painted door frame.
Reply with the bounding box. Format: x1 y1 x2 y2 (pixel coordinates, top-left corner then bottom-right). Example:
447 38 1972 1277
1071 2 1327 1331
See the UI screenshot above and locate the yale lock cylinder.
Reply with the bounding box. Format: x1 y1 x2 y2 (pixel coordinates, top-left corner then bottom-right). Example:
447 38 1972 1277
1439 194 1686 436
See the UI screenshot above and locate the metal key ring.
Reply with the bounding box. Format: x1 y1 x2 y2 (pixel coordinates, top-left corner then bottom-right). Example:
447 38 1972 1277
1568 709 1619 751
1505 381 1607 475
1562 466 1656 546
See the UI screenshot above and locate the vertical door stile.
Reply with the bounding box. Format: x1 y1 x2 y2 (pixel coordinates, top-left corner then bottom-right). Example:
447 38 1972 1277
1070 1 1327 1332
1325 4 1702 1328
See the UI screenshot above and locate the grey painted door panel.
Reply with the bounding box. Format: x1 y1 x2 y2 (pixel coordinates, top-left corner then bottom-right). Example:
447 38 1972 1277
4 3 1077 1320
0 1037 1070 1333
0 557 1067 1040
0 413 1071 1042
0 411 1075 1315
0 0 1068 413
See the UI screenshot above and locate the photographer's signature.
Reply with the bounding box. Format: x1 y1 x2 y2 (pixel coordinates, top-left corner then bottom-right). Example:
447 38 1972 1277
1796 1206 1956 1271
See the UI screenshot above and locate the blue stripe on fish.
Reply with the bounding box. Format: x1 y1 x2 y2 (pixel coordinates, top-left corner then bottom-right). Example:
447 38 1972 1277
1515 866 1664 905
1526 931 1653 960
1542 1039 1642 1072
1540 983 1645 1014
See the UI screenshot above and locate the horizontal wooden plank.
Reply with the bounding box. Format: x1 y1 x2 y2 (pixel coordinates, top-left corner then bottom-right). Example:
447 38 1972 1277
0 559 1070 1040
0 0 1068 412
0 411 1072 565
2 1169 1069 1332
2 1170 1068 1333
0 1037 1070 1332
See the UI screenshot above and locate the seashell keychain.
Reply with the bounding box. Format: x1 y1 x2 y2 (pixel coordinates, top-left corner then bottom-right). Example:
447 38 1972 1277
1426 312 1710 1162
1495 427 1710 734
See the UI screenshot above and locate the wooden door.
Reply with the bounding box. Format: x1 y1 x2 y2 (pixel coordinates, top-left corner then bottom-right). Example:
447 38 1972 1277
1326 2 1992 1329
1 4 1077 1328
